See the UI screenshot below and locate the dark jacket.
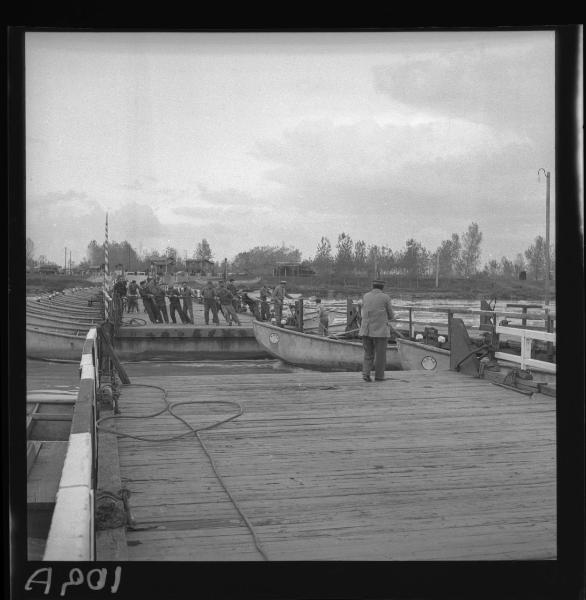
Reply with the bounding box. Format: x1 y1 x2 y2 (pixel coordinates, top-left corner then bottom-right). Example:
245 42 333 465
201 285 216 301
216 287 233 306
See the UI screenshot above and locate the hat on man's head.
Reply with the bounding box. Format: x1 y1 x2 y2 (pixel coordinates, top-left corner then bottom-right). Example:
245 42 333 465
372 279 385 287
280 280 287 284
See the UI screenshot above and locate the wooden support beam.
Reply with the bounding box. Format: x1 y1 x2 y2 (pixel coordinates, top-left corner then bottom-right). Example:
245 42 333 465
98 326 130 384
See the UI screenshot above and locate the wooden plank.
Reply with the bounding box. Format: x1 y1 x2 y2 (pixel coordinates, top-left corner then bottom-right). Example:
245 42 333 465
108 369 556 561
96 408 128 560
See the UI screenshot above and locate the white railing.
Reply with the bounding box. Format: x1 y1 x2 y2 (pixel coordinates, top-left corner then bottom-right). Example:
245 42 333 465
391 306 555 338
493 325 556 374
43 327 99 561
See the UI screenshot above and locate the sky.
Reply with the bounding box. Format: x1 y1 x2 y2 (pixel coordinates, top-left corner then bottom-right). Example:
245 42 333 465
25 30 557 267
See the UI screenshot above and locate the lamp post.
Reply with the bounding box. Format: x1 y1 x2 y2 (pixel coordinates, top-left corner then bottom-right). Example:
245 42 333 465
538 168 551 326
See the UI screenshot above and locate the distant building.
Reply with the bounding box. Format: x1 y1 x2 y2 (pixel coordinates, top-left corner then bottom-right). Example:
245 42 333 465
185 258 215 276
273 261 316 277
36 264 60 275
149 256 176 276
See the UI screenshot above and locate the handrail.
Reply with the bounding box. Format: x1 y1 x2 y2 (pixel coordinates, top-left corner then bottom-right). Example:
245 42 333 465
43 327 99 561
493 325 556 374
392 305 556 320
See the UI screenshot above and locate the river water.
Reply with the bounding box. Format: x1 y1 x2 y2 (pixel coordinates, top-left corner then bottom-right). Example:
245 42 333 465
320 297 556 331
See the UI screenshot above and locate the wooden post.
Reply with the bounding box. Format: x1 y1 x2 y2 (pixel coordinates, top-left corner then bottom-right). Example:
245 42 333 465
98 326 130 384
435 251 439 289
297 299 304 332
544 170 551 312
521 334 533 371
521 306 528 328
408 307 413 339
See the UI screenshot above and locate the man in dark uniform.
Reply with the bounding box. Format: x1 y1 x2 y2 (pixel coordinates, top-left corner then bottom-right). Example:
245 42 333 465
227 278 239 312
145 278 163 323
126 280 139 313
151 278 169 323
217 280 241 326
168 285 189 324
180 282 195 324
359 279 395 382
139 280 157 323
201 280 219 325
113 276 127 311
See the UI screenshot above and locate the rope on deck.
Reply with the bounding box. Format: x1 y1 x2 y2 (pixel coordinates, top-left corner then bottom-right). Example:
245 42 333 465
96 383 269 561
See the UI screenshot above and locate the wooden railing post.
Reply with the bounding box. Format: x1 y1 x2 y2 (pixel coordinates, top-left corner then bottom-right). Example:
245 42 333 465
296 299 304 332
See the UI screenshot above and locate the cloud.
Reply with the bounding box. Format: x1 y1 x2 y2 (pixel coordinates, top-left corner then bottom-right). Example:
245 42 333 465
252 114 553 261
372 42 554 142
171 185 275 222
120 179 144 191
255 118 535 211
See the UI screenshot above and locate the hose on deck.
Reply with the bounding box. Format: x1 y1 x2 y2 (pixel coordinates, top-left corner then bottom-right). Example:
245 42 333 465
96 383 269 561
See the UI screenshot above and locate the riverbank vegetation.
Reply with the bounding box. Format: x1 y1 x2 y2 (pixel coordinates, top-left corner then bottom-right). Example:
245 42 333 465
26 221 554 301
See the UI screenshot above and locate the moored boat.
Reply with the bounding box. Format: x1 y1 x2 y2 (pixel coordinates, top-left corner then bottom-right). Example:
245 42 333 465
396 337 451 371
252 319 401 371
27 326 87 360
396 315 556 394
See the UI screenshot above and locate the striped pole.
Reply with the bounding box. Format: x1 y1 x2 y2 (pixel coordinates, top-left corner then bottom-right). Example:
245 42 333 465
104 213 109 291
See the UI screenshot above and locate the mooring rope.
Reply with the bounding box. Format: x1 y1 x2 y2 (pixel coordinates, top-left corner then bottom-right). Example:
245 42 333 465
118 317 148 327
96 383 269 561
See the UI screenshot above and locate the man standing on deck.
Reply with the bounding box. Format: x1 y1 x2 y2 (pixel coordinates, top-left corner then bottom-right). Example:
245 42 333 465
145 278 163 323
217 280 241 326
359 279 395 382
126 280 139 313
181 282 195 324
168 285 189 324
139 280 157 323
152 278 169 323
272 280 293 327
259 284 270 321
201 280 220 325
227 278 239 312
316 297 329 336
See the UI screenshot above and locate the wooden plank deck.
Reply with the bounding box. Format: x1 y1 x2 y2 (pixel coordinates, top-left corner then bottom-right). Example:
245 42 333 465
108 370 556 561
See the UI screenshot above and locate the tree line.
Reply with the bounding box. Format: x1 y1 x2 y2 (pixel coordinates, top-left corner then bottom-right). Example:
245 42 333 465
309 223 554 282
26 223 554 282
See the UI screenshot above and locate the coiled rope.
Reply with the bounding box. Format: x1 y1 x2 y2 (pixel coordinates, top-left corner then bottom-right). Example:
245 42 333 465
96 383 269 560
119 317 147 327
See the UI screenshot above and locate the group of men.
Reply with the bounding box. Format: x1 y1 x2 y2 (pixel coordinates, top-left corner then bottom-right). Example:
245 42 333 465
200 279 242 326
114 276 196 325
113 273 395 382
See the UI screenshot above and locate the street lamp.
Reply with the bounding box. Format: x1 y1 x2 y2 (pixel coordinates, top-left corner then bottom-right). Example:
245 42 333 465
538 168 551 320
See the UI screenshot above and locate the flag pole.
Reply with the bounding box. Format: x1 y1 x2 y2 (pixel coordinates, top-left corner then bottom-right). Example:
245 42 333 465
104 212 109 293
